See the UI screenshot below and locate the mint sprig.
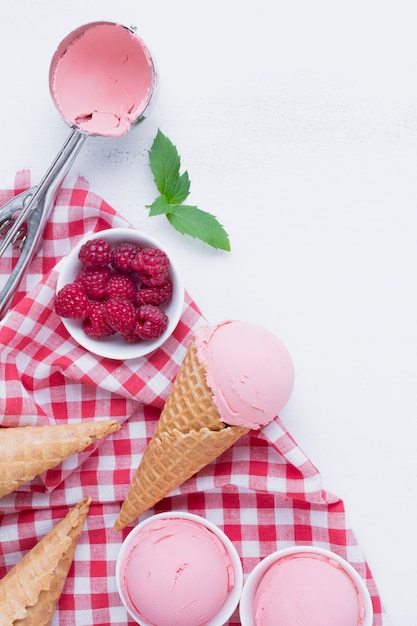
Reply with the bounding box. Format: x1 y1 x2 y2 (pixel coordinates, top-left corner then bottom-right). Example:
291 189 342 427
146 130 230 251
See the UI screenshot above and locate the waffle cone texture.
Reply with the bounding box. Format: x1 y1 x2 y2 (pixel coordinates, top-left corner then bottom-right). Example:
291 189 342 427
0 420 120 499
114 340 250 530
0 497 91 626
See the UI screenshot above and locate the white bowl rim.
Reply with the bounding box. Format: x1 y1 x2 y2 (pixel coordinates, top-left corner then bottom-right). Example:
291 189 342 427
115 510 243 626
56 228 184 360
239 544 373 626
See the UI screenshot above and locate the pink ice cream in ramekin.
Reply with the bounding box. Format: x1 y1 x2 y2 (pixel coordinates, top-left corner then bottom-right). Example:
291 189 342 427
116 512 243 626
239 547 373 626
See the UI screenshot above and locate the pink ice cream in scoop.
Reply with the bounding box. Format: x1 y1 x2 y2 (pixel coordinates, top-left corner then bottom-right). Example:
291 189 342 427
50 23 155 136
254 552 365 626
194 320 294 429
120 517 235 626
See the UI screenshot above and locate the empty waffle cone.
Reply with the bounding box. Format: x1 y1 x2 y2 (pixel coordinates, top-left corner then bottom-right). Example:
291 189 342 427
0 496 91 626
0 420 120 498
114 340 250 531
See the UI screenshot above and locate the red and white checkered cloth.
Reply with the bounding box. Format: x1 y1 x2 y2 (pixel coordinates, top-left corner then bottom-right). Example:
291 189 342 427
0 171 388 625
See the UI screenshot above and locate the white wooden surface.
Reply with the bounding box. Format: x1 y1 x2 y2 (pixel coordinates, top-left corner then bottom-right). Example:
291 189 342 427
1 2 416 624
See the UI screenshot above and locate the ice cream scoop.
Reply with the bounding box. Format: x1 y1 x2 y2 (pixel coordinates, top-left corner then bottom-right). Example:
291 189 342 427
239 546 373 626
116 511 243 626
49 22 157 137
0 21 157 318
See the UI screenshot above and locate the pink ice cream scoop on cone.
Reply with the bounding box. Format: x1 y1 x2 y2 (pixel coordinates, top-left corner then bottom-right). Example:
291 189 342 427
114 320 295 531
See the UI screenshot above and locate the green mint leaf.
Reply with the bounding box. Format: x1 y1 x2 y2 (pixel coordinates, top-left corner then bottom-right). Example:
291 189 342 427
147 129 231 251
166 205 231 251
149 130 190 202
148 130 179 194
147 194 172 216
167 170 190 204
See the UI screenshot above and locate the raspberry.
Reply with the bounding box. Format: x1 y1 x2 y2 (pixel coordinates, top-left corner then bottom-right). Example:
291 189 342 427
131 247 169 287
54 283 89 319
135 304 168 340
106 273 137 301
120 328 143 343
75 265 112 300
83 301 116 338
104 297 137 335
136 280 173 306
111 242 142 273
79 238 112 267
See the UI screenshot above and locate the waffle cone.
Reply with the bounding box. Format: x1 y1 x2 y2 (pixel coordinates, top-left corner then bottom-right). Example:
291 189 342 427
114 340 249 531
0 420 120 499
0 497 91 626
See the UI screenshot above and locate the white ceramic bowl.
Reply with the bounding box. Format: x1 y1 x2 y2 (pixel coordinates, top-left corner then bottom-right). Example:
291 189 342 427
239 545 373 626
116 511 243 626
56 228 184 359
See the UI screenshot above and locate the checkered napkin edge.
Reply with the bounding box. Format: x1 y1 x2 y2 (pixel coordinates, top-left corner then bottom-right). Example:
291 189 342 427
0 172 388 625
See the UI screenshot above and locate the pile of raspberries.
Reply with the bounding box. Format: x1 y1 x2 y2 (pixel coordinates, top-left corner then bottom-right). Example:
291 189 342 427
54 238 173 342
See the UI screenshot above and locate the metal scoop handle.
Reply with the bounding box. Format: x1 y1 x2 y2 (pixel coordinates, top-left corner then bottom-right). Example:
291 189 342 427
0 128 86 318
